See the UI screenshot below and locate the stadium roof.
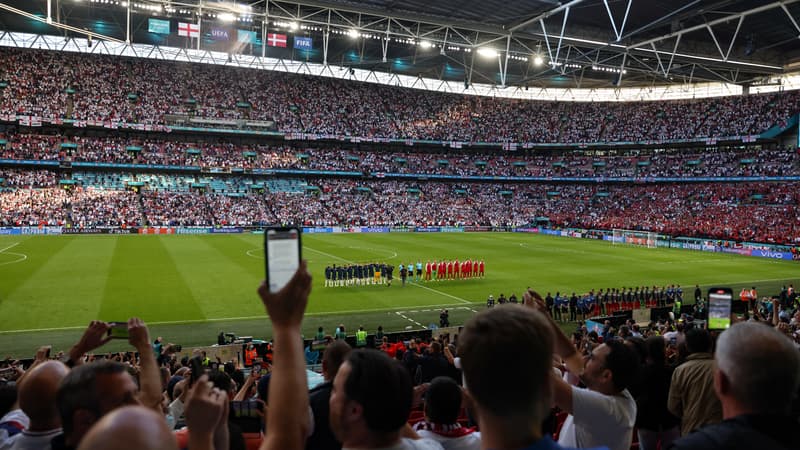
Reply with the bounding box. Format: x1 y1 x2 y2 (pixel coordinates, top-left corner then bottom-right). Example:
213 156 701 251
1 0 800 89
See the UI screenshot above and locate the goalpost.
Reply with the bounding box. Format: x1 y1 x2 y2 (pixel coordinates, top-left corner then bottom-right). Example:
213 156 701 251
612 229 658 248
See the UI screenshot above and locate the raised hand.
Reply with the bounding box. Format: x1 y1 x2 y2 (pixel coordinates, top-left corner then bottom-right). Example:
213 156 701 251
257 261 312 330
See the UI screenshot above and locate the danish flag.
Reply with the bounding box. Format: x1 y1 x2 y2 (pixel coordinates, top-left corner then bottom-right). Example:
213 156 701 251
178 22 200 38
267 33 287 47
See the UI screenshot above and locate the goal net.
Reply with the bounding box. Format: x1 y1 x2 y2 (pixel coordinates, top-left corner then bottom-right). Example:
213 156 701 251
612 229 658 248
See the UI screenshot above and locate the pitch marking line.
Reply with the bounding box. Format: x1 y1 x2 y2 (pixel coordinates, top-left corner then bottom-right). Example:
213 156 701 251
0 242 20 253
395 311 425 328
0 242 27 266
347 246 398 259
245 248 263 259
408 281 472 304
0 302 482 334
304 246 356 264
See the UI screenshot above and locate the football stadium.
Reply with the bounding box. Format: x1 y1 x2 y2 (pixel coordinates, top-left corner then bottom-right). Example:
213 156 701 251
0 1 799 450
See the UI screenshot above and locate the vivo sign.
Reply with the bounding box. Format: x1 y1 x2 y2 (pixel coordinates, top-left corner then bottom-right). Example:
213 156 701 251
751 249 793 260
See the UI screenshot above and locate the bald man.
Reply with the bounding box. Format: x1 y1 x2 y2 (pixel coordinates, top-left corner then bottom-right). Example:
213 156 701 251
10 361 69 450
76 406 177 450
669 322 800 450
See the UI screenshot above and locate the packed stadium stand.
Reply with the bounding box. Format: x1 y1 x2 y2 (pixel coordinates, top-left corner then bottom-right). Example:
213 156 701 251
1 48 799 143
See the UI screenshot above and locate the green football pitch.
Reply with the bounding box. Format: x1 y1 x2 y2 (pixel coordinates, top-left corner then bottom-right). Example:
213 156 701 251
0 232 797 358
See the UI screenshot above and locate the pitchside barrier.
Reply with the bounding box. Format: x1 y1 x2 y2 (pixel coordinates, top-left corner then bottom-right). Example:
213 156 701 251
1 225 797 261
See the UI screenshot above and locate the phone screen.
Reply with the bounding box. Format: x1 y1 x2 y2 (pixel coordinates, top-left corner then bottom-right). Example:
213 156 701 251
229 399 264 433
708 288 732 330
265 227 301 293
107 322 129 339
230 400 263 418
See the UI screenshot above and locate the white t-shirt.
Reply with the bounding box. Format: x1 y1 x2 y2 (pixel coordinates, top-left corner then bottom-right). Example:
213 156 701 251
0 410 30 450
415 430 481 450
557 387 635 450
9 428 62 450
344 437 444 450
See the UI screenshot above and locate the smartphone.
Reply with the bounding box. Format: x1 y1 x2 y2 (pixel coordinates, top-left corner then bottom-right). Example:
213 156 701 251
229 399 264 433
264 227 302 293
230 399 263 418
189 356 205 385
708 287 733 330
107 322 129 339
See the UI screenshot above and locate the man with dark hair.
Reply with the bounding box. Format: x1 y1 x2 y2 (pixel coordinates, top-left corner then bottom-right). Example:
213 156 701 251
417 342 450 384
669 322 800 450
668 327 721 435
459 300 602 450
552 338 639 450
53 317 163 450
54 361 138 449
525 290 639 450
329 349 442 449
306 340 352 450
413 377 480 450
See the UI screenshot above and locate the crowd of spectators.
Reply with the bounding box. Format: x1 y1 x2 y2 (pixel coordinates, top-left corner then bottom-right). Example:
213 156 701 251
66 188 142 228
1 48 799 143
1 131 798 178
1 169 798 244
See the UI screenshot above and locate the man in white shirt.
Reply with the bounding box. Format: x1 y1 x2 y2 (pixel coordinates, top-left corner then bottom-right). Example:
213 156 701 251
519 290 640 450
552 340 638 450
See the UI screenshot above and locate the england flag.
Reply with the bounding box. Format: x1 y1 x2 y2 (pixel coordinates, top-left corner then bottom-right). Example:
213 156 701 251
178 22 200 38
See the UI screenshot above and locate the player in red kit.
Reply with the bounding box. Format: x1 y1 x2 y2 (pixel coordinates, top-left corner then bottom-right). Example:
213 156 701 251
479 259 485 277
425 260 432 281
446 260 453 279
438 260 446 281
453 259 460 279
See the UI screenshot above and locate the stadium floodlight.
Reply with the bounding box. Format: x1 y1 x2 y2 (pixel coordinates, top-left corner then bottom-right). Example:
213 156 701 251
348 29 359 39
289 21 299 31
218 13 236 22
533 55 544 66
477 47 498 58
419 40 433 49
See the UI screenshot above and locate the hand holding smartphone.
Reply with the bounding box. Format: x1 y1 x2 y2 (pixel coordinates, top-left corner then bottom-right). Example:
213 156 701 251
264 227 302 293
107 322 129 339
708 287 733 330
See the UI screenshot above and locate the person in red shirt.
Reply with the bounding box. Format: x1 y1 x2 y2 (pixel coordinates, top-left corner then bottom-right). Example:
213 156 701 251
438 260 446 281
479 260 485 277
472 260 479 277
425 261 432 281
453 259 460 279
446 261 454 279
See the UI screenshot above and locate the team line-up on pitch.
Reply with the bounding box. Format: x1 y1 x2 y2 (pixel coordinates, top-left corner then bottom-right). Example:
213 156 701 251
323 259 486 287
